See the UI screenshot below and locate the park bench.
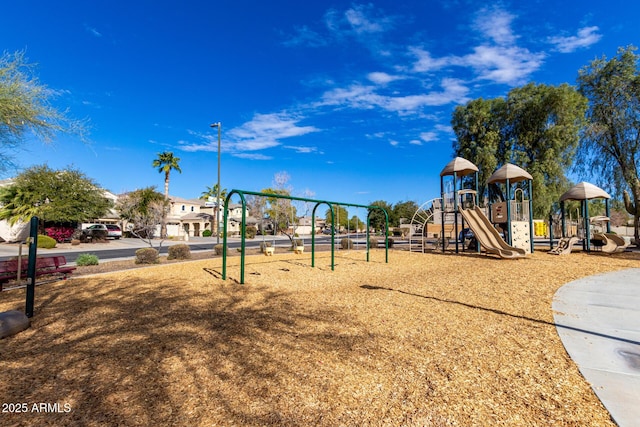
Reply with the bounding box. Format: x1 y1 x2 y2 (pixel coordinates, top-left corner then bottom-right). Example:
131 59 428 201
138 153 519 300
0 256 76 291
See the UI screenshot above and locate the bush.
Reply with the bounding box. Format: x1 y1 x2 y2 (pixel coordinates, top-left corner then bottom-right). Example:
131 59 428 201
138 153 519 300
135 248 159 264
36 235 57 249
245 226 257 239
340 237 354 249
45 226 75 243
76 253 99 266
214 244 227 256
202 229 213 237
369 237 393 248
168 244 191 260
71 239 81 246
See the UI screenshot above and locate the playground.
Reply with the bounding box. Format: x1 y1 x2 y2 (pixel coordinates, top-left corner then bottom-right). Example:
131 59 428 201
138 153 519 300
1 248 638 426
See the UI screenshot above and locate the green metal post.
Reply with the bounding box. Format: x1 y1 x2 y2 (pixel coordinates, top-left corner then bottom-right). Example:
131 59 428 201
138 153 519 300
440 175 445 253
585 200 591 252
453 172 459 253
220 189 389 284
528 180 534 253
506 178 511 245
25 216 38 318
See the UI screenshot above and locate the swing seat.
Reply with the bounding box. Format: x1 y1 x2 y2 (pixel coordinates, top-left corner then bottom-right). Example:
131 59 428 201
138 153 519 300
294 246 304 254
264 247 275 256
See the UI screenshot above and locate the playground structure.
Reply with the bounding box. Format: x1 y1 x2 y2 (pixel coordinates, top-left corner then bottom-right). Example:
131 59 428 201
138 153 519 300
408 198 448 252
558 182 629 253
410 157 533 258
486 163 534 254
221 190 390 284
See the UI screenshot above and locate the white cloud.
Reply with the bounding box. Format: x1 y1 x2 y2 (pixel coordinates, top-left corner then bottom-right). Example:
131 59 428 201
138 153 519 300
549 26 602 53
179 112 319 157
420 131 438 143
389 140 399 146
410 48 456 73
283 145 320 154
409 139 422 145
367 71 402 85
283 25 328 47
463 45 544 85
344 5 387 34
407 7 544 86
317 84 381 110
84 24 102 37
435 124 453 133
473 7 517 45
227 112 320 152
326 4 393 36
233 153 273 160
317 77 469 114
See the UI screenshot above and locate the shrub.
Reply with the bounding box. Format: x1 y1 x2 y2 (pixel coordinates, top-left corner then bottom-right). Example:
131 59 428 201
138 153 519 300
340 237 354 249
135 248 159 264
245 226 257 239
36 235 57 249
93 229 109 242
71 239 81 246
214 244 227 256
45 226 76 243
202 229 213 237
388 237 394 248
369 237 379 248
168 244 191 260
76 253 99 266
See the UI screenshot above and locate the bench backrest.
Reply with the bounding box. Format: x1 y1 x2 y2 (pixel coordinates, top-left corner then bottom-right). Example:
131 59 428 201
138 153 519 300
0 256 67 273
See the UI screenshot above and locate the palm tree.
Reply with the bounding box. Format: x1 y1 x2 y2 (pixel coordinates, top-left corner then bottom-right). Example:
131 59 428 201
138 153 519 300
152 151 182 237
152 151 182 200
199 184 228 201
200 183 228 234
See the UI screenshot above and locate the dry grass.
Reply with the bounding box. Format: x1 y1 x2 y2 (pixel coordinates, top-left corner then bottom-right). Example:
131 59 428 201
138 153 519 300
1 248 638 426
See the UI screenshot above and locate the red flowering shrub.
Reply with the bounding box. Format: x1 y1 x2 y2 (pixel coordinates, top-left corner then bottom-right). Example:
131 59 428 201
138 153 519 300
45 226 76 243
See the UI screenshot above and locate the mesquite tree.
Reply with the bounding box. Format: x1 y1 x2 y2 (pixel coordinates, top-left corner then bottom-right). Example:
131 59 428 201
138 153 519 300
577 45 640 241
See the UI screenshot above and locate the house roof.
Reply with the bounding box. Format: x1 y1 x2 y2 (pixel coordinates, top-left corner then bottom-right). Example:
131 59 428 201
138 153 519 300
180 212 213 221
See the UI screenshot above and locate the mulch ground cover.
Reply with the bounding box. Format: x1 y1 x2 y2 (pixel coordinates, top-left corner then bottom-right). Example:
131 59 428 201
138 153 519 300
1 247 638 426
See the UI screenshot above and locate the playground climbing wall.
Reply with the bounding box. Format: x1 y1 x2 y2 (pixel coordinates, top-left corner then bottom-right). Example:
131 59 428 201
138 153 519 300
510 221 531 254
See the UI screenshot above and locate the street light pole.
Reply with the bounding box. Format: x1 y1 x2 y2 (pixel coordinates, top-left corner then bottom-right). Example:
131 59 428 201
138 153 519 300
210 122 221 244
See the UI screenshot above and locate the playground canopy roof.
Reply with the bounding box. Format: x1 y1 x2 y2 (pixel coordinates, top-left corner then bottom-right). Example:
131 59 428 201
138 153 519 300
559 182 611 202
440 157 478 177
487 163 533 184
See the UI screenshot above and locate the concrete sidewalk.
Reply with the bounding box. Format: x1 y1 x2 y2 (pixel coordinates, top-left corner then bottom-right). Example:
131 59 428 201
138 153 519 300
553 268 640 427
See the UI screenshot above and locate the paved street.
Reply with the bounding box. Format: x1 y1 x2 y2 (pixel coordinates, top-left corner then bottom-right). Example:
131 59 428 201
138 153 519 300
0 235 357 264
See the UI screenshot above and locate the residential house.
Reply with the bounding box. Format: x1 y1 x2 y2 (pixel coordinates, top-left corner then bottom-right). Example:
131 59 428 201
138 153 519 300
166 196 211 238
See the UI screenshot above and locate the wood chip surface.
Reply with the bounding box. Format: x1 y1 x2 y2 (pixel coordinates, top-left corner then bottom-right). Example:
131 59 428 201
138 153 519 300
1 247 638 426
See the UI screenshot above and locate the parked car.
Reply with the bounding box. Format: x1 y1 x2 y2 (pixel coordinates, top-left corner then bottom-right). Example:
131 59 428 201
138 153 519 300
83 224 122 239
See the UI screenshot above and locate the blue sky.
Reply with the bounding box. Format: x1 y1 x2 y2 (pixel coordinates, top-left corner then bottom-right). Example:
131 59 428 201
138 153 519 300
1 1 637 209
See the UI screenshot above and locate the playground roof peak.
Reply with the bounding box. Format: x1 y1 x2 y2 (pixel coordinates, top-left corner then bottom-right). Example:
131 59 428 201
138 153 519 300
559 181 611 202
487 163 533 184
440 157 478 177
